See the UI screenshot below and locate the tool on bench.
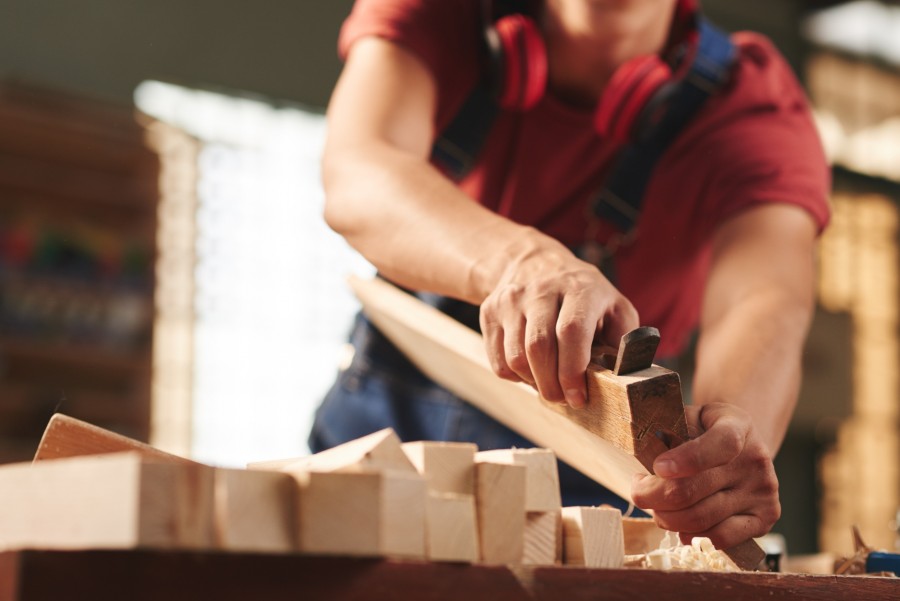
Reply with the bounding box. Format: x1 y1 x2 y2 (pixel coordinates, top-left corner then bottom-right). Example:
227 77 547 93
590 326 766 571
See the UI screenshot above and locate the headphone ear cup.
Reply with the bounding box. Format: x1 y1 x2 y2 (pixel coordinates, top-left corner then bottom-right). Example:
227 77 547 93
493 14 547 111
594 55 672 143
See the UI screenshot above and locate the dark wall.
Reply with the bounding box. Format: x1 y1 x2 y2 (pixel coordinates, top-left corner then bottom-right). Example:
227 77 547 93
1 0 355 108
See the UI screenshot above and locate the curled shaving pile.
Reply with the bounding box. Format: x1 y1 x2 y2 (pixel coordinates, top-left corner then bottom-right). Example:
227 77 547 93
626 531 740 572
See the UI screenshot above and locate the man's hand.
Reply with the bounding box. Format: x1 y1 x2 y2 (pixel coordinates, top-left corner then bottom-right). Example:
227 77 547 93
630 402 781 549
479 244 638 410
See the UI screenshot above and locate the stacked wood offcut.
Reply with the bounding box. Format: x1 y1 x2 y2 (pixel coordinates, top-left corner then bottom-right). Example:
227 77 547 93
0 414 649 567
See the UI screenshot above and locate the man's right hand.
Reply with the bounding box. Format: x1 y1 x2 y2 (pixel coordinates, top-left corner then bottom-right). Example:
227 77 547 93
479 239 638 409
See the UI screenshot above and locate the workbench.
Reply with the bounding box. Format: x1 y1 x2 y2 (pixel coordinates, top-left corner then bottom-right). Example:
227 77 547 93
1 549 897 601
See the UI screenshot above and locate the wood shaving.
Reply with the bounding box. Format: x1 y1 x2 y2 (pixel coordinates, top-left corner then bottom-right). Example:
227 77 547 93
624 531 740 572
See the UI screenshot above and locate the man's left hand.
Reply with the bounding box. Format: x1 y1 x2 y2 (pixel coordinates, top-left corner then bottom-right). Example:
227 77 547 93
630 402 781 549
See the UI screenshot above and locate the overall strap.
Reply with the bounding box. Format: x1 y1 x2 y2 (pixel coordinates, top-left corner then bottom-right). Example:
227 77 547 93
591 18 736 233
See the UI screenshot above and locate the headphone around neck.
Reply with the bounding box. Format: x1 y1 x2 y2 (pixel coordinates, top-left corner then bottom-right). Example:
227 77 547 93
482 0 701 144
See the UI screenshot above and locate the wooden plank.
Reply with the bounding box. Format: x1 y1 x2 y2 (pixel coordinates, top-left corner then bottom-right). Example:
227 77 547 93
474 460 527 564
349 276 647 502
3 550 897 601
249 428 416 474
0 452 214 551
474 449 561 512
33 413 196 466
213 469 296 553
425 492 479 562
402 441 477 495
561 506 624 569
523 510 562 566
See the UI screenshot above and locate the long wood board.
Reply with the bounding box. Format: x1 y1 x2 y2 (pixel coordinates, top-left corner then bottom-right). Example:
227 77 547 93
349 276 648 502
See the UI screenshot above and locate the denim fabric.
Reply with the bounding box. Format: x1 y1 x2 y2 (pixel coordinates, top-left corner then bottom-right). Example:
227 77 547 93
309 311 639 511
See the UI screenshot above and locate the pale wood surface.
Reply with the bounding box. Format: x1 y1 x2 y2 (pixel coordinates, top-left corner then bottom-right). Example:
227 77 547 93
523 510 562 566
562 506 624 569
33 413 197 466
380 472 427 558
0 452 214 551
475 449 561 512
474 461 527 564
622 517 667 555
213 469 296 553
402 441 476 495
349 276 648 502
425 492 479 562
294 471 382 556
248 428 416 474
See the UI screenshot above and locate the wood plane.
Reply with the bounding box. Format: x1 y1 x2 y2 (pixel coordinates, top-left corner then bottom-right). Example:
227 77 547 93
349 276 765 570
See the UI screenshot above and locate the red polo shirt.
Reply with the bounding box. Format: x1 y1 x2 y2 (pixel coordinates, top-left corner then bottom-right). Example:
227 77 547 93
338 0 831 358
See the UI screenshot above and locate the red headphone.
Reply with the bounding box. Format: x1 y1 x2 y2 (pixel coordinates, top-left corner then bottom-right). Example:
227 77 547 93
483 0 699 144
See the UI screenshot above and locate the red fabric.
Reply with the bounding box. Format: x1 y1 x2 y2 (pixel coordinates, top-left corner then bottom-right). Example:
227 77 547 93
337 0 832 358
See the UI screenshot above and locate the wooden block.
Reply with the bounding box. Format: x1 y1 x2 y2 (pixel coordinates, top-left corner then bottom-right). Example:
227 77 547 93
523 510 562 566
474 460 526 564
33 413 197 466
562 506 624 568
295 471 381 556
248 428 416 474
402 441 476 495
294 470 426 559
425 492 479 562
622 517 667 555
213 469 296 553
475 449 561 512
381 471 427 558
0 452 214 551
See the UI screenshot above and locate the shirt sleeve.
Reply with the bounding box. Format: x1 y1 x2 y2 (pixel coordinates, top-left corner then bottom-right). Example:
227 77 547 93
337 0 481 126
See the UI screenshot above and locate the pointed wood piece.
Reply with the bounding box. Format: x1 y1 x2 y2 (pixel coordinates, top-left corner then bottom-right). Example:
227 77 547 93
248 428 417 474
613 327 660 376
33 413 197 466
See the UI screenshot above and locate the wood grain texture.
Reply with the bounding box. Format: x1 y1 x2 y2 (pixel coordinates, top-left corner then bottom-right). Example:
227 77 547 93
425 492 479 562
3 551 896 601
0 452 214 551
561 506 624 569
213 469 296 553
349 276 648 502
33 413 196 465
475 461 527 564
402 441 477 495
523 510 562 566
475 449 561 512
